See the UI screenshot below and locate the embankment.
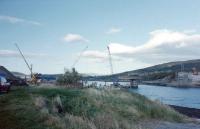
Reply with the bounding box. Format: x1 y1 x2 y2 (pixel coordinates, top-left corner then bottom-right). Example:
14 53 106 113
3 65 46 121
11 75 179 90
0 86 189 129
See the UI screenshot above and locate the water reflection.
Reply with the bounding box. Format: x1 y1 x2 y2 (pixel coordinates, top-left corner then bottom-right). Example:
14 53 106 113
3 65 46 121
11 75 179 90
130 85 200 109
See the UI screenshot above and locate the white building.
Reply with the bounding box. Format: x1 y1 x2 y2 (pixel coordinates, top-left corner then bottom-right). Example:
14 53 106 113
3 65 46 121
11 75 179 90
177 72 200 85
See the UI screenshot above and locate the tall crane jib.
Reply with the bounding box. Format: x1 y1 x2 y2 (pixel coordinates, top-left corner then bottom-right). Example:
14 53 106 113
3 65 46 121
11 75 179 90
107 46 119 86
71 45 88 68
107 46 114 75
15 43 33 76
15 43 40 85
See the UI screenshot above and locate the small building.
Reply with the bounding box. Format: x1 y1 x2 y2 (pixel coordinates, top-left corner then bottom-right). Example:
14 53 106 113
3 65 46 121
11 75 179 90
177 70 200 86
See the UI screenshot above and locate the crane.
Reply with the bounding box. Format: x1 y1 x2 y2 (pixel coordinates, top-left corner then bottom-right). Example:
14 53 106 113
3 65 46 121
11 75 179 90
71 45 88 68
107 46 120 87
107 46 114 75
15 43 38 84
15 43 33 76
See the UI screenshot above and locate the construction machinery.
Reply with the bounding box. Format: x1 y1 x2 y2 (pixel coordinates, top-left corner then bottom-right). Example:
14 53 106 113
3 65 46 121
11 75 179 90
15 43 41 85
70 45 88 87
107 46 114 75
71 45 88 68
107 46 139 88
107 46 119 86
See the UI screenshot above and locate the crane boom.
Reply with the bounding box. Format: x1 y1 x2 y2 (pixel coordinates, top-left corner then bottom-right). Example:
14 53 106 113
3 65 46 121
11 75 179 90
15 43 32 76
71 45 88 68
107 46 114 75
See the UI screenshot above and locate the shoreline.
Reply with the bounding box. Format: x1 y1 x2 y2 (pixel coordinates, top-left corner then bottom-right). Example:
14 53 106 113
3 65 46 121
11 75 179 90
141 82 200 88
169 105 200 119
127 87 200 118
127 87 200 119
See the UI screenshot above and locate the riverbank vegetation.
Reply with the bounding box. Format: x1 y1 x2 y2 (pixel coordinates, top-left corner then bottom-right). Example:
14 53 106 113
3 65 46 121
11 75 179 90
0 86 187 129
56 68 82 87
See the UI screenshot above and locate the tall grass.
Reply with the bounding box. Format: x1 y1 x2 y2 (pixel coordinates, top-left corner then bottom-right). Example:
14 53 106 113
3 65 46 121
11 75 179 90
0 86 186 129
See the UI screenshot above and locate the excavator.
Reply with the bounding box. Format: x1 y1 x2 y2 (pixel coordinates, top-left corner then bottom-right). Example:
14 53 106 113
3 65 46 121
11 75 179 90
15 43 41 85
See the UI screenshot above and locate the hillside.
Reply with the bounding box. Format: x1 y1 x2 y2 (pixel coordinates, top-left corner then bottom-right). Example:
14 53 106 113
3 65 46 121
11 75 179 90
86 59 200 81
0 86 187 129
10 59 200 82
122 59 200 75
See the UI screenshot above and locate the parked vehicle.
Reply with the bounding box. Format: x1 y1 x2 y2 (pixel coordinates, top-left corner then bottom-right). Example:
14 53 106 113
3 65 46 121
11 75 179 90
0 76 11 93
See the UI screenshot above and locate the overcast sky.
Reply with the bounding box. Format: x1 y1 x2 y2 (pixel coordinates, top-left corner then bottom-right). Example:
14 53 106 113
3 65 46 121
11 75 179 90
1 0 200 74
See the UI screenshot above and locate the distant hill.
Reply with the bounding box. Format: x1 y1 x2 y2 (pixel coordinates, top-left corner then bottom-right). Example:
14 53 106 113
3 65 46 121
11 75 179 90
119 59 200 75
11 72 28 79
86 59 200 81
12 72 26 76
41 74 61 81
11 59 200 81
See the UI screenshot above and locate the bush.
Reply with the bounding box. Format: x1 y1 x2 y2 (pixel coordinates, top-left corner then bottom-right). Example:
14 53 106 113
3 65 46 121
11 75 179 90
56 68 81 85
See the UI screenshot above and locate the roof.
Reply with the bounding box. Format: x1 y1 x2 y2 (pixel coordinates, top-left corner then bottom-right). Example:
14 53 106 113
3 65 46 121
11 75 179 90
0 66 18 80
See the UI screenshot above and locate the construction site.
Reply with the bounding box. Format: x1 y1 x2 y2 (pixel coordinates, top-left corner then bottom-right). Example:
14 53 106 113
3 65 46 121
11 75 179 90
2 1 200 129
0 44 140 94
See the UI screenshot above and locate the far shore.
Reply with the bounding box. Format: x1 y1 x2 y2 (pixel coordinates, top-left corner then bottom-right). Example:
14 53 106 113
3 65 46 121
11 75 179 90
141 81 200 88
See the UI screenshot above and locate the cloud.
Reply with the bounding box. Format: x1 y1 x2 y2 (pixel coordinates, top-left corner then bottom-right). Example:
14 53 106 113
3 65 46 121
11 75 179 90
82 50 107 60
81 50 122 63
0 50 47 58
106 27 121 34
63 33 89 43
109 29 200 54
82 29 200 65
183 29 196 34
0 15 42 26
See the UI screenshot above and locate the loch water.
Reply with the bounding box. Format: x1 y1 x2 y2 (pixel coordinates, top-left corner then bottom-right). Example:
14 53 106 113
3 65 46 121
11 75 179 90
129 85 200 109
87 81 200 109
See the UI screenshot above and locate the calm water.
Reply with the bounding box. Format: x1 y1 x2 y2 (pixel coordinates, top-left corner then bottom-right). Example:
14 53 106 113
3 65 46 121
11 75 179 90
129 85 200 109
86 81 200 109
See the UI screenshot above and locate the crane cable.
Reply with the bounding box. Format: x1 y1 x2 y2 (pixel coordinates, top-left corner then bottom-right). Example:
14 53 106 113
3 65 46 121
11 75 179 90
71 45 88 68
15 43 32 75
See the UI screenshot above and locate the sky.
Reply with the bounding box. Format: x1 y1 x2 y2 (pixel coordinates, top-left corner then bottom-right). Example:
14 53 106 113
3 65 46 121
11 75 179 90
1 0 200 75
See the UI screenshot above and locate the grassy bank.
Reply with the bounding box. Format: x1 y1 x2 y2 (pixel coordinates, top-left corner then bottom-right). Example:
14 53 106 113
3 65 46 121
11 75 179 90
0 86 187 129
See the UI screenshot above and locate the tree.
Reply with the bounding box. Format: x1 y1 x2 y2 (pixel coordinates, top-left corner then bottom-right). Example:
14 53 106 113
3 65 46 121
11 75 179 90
56 68 81 85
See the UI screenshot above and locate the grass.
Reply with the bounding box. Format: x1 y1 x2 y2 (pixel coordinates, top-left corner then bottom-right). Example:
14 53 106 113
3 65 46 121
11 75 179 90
0 86 187 129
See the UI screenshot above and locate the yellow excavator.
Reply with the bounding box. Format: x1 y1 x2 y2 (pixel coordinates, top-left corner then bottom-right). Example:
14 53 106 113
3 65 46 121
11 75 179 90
15 43 41 85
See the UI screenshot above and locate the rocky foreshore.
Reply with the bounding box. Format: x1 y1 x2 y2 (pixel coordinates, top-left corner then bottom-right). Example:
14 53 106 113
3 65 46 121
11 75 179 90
169 105 200 119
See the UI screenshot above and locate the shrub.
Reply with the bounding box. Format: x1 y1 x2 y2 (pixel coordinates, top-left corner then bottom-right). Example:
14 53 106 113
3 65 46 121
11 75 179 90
56 68 81 85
